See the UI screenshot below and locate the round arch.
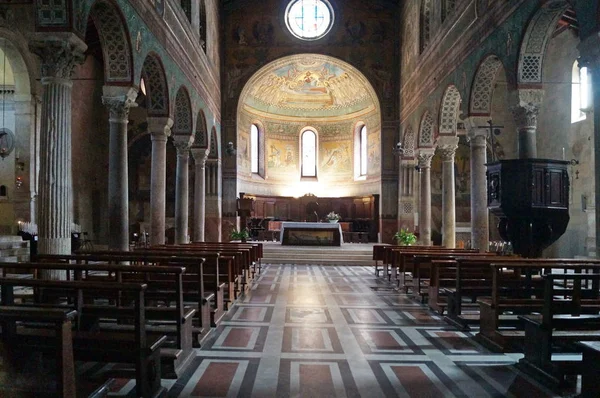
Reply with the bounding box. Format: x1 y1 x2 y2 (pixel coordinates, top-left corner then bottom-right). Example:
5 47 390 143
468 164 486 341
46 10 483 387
173 86 193 136
140 53 170 117
469 54 505 116
517 1 570 86
438 85 462 136
418 111 435 148
88 0 134 84
194 109 209 149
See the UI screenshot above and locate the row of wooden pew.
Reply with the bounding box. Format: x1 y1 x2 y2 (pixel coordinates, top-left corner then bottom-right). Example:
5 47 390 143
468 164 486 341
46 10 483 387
0 241 263 398
373 244 600 396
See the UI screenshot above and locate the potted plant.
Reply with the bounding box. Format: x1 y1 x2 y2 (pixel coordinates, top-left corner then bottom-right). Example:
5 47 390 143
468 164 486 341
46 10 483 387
229 228 250 242
394 228 417 246
326 211 341 223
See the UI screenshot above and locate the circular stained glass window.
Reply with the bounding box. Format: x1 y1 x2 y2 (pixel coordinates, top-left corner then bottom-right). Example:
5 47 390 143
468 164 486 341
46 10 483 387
285 0 334 41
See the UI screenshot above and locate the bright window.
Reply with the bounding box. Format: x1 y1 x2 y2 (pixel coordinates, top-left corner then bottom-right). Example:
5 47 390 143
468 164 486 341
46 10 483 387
285 0 334 41
301 130 317 177
572 61 590 123
251 124 259 174
360 125 367 176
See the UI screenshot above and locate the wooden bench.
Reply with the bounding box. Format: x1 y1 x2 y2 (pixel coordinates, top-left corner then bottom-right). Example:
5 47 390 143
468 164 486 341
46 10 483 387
0 306 78 397
442 257 600 330
518 273 600 387
476 262 600 352
37 251 222 332
0 278 166 398
576 341 600 398
1 260 196 378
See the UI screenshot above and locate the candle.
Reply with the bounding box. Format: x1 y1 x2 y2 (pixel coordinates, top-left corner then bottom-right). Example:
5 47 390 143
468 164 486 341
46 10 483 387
562 148 565 160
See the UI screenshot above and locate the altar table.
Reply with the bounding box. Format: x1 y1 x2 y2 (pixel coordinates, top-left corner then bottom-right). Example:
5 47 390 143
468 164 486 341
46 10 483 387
280 222 343 246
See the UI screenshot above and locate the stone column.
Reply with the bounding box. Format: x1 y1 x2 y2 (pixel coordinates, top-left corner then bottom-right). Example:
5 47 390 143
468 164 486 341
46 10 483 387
29 35 86 261
147 117 173 245
191 148 209 241
205 158 222 242
437 137 459 248
510 89 544 159
102 86 138 251
467 123 489 251
417 149 434 245
579 35 600 257
173 137 193 244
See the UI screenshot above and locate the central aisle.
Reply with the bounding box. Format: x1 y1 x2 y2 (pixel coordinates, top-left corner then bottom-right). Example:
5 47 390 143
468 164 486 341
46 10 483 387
124 265 560 397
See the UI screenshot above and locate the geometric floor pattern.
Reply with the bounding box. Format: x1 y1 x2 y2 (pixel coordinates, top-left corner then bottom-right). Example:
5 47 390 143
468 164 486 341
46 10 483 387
108 265 567 397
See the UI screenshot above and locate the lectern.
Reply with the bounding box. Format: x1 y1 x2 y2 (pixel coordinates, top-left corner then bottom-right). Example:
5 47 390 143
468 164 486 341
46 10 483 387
486 159 570 258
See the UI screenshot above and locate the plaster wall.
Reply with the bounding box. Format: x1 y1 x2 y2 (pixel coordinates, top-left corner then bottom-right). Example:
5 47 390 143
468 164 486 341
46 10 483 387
537 29 594 258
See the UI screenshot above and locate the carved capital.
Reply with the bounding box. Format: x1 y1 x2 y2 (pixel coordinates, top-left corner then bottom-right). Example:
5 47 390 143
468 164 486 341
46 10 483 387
173 136 194 156
29 35 87 80
191 148 210 167
509 89 543 128
102 86 138 123
437 144 458 162
148 117 173 140
417 150 434 169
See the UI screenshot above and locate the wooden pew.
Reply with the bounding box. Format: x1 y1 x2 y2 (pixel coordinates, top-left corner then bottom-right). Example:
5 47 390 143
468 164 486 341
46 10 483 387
442 257 600 330
388 247 478 285
37 251 222 331
372 244 390 276
577 341 600 398
477 262 600 352
0 278 166 398
518 273 600 387
130 247 238 308
146 245 249 300
0 306 78 397
1 260 196 378
409 252 494 301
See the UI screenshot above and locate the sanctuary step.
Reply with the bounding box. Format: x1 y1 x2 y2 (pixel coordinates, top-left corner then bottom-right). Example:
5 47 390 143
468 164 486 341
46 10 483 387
260 241 374 266
0 235 29 263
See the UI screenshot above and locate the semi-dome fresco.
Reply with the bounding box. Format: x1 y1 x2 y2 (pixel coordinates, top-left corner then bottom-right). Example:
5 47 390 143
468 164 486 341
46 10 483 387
237 53 381 198
241 54 378 118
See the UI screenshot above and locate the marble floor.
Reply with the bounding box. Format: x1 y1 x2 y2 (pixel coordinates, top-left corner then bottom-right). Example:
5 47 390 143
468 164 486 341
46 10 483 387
108 264 567 398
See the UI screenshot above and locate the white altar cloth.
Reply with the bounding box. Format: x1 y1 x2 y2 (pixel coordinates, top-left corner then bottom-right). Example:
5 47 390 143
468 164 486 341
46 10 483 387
280 222 344 244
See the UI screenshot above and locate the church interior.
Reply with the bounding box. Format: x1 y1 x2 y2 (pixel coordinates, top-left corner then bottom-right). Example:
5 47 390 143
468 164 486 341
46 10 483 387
0 0 599 396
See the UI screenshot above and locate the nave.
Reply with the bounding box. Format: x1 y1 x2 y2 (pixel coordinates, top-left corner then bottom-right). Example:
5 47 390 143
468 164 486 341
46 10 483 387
104 265 559 398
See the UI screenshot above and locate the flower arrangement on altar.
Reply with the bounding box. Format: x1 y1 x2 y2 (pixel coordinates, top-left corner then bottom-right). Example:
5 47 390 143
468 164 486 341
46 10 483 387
326 211 341 223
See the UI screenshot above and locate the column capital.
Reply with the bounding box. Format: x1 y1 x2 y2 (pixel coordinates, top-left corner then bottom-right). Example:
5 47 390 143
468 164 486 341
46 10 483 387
461 116 489 140
102 86 138 123
578 33 600 70
436 137 459 162
191 147 210 165
509 88 544 128
417 149 435 169
173 135 194 156
29 33 87 80
148 117 173 140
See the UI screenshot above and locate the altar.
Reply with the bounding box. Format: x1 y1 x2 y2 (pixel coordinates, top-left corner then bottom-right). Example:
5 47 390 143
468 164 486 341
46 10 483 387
280 222 343 246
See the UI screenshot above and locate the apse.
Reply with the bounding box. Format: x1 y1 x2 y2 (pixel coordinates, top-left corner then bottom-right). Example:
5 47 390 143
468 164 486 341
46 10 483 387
236 54 381 199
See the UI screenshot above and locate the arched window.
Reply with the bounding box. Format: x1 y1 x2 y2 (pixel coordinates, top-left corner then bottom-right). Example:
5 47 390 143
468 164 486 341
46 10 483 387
251 124 259 174
360 125 368 176
301 130 317 177
572 61 590 123
420 0 432 53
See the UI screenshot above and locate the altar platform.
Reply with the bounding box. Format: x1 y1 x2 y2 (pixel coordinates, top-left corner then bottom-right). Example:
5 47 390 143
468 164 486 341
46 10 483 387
260 241 376 266
280 222 343 246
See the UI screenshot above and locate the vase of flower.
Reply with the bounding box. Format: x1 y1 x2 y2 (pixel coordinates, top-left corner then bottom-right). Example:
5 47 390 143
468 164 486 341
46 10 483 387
326 211 341 223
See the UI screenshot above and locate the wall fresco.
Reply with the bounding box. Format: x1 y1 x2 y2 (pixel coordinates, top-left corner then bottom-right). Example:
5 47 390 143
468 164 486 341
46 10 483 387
266 138 297 174
320 140 352 173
